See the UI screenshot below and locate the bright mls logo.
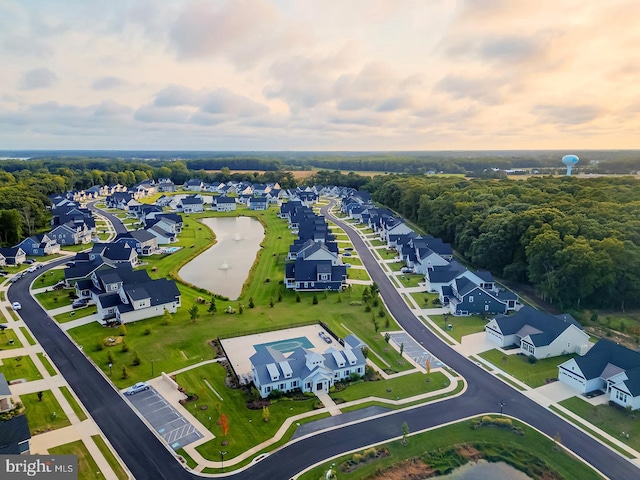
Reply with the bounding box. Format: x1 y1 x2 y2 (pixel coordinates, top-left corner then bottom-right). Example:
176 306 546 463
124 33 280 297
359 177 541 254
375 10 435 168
1 455 77 479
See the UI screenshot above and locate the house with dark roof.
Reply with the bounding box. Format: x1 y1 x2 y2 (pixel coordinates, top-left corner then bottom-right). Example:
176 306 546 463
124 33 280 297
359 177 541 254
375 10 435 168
249 196 268 210
49 221 91 246
15 234 60 256
285 258 346 291
250 343 366 398
0 415 31 455
157 179 176 192
214 195 236 212
76 264 181 324
106 192 134 210
184 179 204 191
114 230 158 256
0 247 26 265
88 242 138 266
485 306 589 359
65 257 117 286
558 339 640 410
177 195 204 213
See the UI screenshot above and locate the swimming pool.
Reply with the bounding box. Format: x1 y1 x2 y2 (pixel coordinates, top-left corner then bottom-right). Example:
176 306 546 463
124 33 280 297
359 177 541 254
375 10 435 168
254 336 314 354
164 247 180 253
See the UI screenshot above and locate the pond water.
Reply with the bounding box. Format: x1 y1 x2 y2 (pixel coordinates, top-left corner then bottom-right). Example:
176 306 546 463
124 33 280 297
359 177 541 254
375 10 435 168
178 216 264 300
437 460 531 479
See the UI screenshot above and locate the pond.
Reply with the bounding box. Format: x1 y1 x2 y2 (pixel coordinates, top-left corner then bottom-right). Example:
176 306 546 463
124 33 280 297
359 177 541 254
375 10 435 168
178 216 265 300
438 460 531 479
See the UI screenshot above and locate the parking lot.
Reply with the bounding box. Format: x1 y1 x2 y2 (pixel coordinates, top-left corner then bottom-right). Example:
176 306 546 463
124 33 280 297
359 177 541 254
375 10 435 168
126 387 203 450
388 332 443 369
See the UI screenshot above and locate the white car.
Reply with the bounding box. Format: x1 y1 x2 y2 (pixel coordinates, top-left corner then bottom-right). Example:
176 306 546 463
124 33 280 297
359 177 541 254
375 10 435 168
12 302 21 311
125 382 150 395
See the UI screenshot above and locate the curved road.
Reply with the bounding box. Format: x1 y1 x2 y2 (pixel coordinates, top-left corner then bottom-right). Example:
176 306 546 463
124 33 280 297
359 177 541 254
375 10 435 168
6 200 639 479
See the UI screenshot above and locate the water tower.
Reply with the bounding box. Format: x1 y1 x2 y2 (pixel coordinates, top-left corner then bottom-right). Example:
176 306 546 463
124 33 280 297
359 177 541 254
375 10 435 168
562 154 579 176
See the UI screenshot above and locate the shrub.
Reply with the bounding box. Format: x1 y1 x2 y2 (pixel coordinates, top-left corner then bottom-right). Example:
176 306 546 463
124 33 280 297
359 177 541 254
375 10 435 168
143 328 151 336
121 341 129 353
352 453 364 463
95 342 104 351
528 355 537 365
364 447 377 459
296 293 301 303
312 294 318 305
248 297 255 308
132 351 141 366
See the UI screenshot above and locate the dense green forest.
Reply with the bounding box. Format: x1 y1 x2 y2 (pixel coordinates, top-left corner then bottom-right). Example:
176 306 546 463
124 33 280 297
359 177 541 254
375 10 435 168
366 175 640 311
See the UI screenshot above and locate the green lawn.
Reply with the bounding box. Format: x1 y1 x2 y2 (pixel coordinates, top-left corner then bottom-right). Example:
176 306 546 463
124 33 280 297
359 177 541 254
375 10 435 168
342 256 362 266
300 416 602 480
60 386 87 422
479 349 575 388
19 327 36 346
55 306 98 323
331 372 448 403
0 310 6 323
49 440 103 480
410 292 439 307
91 435 128 480
0 354 43 382
37 352 57 376
35 289 74 310
176 362 316 460
369 239 385 247
61 243 92 253
21 390 71 434
387 261 405 272
34 268 66 288
0 329 23 350
396 274 423 288
347 268 370 281
376 249 398 260
430 314 488 342
559 396 640 452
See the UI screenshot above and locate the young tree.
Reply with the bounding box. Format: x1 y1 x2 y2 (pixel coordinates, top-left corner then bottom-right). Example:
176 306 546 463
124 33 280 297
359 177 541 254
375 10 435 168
189 304 200 322
121 366 129 379
277 291 283 302
384 332 391 343
37 391 43 402
132 350 141 366
370 282 379 296
269 297 274 308
312 294 318 305
107 350 114 364
401 422 410 445
248 297 255 308
208 297 217 314
400 342 404 356
119 324 127 336
295 293 301 303
220 413 229 436
162 309 171 325
262 406 270 422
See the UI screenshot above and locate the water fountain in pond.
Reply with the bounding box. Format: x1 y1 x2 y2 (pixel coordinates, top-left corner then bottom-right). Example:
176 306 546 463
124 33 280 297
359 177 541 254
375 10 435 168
219 260 230 270
232 233 242 241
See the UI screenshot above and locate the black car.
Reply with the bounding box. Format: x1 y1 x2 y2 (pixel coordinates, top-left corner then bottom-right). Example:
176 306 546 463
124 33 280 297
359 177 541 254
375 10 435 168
0 324 7 331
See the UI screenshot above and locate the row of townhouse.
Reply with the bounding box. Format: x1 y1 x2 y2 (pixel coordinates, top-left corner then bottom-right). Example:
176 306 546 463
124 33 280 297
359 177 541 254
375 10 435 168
280 200 347 292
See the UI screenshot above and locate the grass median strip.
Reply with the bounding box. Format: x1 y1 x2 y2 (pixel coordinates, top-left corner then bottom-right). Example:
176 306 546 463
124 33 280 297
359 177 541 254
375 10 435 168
91 434 128 480
49 440 103 480
60 385 87 422
19 327 36 346
37 352 57 376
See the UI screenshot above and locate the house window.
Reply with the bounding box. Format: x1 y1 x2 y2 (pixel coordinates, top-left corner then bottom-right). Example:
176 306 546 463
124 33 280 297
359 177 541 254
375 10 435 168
292 381 298 387
469 296 474 303
484 305 489 311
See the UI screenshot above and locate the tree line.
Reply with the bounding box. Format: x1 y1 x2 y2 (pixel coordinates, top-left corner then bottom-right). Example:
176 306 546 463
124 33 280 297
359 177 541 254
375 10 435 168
366 174 640 311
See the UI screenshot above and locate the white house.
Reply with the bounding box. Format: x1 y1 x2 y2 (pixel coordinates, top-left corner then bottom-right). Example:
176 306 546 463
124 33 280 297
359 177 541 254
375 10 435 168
250 343 366 398
485 306 589 359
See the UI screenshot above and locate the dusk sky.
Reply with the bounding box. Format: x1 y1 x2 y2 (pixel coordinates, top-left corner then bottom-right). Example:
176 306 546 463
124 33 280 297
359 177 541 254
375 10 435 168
1 0 638 150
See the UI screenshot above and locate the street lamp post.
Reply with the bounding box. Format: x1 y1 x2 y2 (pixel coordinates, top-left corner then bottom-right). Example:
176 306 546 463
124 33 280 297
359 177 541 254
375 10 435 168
208 416 212 429
219 451 227 472
499 401 506 417
151 359 154 377
108 363 112 376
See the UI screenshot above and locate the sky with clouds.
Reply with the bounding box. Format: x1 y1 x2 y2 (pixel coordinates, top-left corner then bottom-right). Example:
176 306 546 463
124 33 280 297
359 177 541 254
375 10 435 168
0 0 638 151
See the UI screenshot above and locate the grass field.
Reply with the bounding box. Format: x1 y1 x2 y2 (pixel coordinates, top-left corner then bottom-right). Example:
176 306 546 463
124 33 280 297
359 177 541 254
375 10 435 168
19 327 36 346
49 440 103 480
34 268 66 288
300 416 602 480
396 274 424 288
376 249 397 260
0 329 23 350
177 362 317 460
55 306 98 323
387 261 405 272
60 386 87 422
0 354 43 382
330 372 448 402
410 292 439 307
347 268 370 281
479 349 575 388
559 396 640 452
35 289 74 310
430 314 487 342
21 390 71 434
91 435 128 480
37 352 57 376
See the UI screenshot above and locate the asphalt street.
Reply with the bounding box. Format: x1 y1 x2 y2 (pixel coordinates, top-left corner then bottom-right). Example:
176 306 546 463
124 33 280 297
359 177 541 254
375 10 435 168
6 201 639 479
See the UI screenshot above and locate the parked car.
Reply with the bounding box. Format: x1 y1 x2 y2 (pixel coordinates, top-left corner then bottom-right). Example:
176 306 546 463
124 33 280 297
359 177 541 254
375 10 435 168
35 263 45 269
12 302 21 311
323 335 332 344
9 276 20 283
53 281 66 290
72 299 89 308
342 252 352 256
125 382 150 395
401 267 413 273
344 247 354 251
24 259 35 264
26 266 37 273
0 324 7 331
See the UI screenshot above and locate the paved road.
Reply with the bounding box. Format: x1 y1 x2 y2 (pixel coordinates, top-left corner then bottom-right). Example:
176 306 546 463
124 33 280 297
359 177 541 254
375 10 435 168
87 200 128 235
7 202 639 479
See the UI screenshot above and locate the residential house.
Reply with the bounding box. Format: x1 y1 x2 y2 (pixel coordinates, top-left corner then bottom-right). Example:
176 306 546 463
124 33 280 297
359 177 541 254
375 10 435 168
249 196 268 211
184 179 204 191
485 306 589 359
49 221 91 246
0 252 4 266
0 415 31 454
214 195 237 212
177 195 205 213
114 231 158 256
157 179 176 192
0 373 15 413
250 343 366 398
0 247 26 265
89 242 139 266
155 195 174 208
75 264 181 324
64 257 117 287
441 276 518 316
558 339 640 410
15 234 60 256
106 192 134 210
51 205 95 232
285 258 347 291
